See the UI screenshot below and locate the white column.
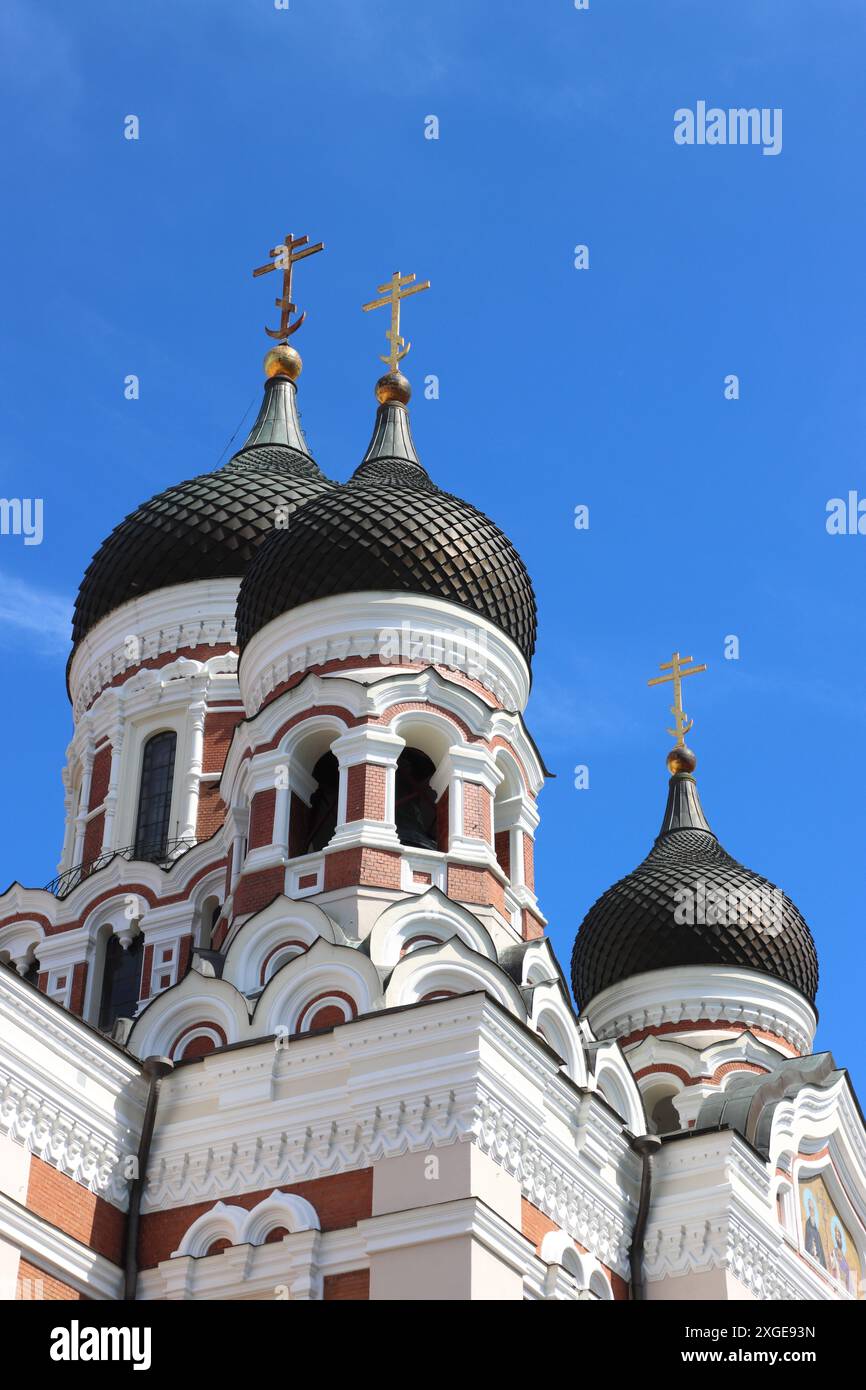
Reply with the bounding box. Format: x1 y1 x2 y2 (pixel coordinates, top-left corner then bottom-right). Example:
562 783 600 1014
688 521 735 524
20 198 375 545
57 761 76 873
101 710 126 853
227 805 250 892
180 701 208 844
494 798 540 905
329 728 405 850
71 743 95 866
432 747 502 866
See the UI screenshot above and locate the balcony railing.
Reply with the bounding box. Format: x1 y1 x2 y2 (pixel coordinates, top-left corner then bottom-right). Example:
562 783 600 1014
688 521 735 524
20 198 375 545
43 838 197 900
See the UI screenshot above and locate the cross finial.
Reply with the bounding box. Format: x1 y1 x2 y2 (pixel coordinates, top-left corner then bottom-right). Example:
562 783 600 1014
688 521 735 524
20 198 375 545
647 650 708 748
252 230 324 342
362 269 430 373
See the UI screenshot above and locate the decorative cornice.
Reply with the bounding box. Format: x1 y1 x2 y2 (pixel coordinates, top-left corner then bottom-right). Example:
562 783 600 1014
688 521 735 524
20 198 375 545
586 965 817 1057
239 591 531 718
68 580 241 720
140 998 636 1276
0 970 143 1208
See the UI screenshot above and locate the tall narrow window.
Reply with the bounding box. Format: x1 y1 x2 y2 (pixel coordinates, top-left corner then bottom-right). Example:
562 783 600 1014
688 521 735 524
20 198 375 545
306 752 339 853
98 934 144 1031
134 731 177 860
395 748 437 849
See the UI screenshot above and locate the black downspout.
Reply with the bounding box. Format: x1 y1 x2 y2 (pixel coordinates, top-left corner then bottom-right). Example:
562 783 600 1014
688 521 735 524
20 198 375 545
628 1132 662 1301
124 1055 174 1302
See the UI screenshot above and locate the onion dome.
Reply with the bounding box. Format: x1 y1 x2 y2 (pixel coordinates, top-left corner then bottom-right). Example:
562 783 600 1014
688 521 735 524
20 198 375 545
571 748 819 1008
71 349 334 647
236 370 537 661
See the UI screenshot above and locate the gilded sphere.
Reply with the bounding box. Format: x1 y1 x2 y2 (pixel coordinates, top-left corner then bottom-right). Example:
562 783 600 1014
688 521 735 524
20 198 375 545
666 745 697 775
375 371 411 405
264 344 302 381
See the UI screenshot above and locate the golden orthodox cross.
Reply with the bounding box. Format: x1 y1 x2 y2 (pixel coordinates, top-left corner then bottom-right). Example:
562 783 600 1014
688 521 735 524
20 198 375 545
362 269 430 372
647 651 708 746
252 231 324 341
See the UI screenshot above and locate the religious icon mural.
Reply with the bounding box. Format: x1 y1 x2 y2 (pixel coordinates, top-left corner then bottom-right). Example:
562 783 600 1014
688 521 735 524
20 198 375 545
799 1174 863 1297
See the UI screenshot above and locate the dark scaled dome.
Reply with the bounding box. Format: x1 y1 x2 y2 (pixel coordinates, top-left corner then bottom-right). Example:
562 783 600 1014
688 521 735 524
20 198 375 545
236 376 537 662
71 375 334 645
571 766 819 1008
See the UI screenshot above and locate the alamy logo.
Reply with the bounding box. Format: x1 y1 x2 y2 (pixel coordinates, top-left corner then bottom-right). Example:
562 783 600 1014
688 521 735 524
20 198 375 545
0 497 43 545
674 102 782 156
378 620 488 677
673 878 786 935
49 1320 152 1371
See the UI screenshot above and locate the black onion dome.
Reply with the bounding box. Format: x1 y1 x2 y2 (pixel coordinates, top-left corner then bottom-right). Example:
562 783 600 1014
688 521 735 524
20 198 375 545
236 390 537 661
71 376 334 645
571 770 819 1008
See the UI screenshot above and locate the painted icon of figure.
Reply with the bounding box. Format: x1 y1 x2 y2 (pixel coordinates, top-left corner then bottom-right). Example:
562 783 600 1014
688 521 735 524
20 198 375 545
802 1191 826 1268
830 1220 854 1294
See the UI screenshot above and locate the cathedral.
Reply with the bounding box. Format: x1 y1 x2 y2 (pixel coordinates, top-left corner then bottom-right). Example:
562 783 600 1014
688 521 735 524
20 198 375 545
0 237 864 1304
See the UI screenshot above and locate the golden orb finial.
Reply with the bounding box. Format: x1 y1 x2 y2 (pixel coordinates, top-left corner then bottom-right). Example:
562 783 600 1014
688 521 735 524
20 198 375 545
666 745 697 775
263 344 302 381
375 371 411 405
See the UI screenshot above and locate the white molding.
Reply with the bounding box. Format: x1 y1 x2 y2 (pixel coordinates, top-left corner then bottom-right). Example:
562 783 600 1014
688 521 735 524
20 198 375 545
137 995 638 1279
68 580 240 721
585 965 817 1057
643 1130 844 1300
239 591 532 718
0 970 144 1208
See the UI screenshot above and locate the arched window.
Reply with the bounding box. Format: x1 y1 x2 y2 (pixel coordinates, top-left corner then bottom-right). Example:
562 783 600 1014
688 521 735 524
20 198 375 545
306 752 339 853
196 895 222 951
134 732 177 860
650 1092 680 1135
98 934 144 1031
395 748 437 849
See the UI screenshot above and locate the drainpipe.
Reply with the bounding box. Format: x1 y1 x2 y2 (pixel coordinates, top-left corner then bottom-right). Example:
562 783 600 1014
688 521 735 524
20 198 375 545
124 1055 174 1301
628 1132 662 1301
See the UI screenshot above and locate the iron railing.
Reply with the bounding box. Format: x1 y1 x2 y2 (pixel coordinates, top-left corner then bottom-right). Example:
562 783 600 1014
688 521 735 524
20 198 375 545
43 838 197 899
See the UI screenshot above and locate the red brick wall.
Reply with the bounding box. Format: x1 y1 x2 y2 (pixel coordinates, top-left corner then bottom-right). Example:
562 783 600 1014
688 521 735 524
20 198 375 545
69 962 88 1017
521 908 545 942
523 833 535 892
436 788 450 852
202 711 242 775
81 812 104 869
138 1168 374 1269
521 1196 558 1250
232 866 285 917
17 1258 86 1301
249 788 276 849
324 847 401 892
288 793 310 858
463 783 492 842
447 865 506 917
88 744 112 812
26 1156 125 1264
196 780 226 839
346 764 386 822
175 934 191 978
495 830 511 878
140 944 155 1001
323 1269 369 1300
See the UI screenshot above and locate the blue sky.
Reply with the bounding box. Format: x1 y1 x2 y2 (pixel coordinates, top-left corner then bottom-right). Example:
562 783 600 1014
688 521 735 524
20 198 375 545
1 1 864 1088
